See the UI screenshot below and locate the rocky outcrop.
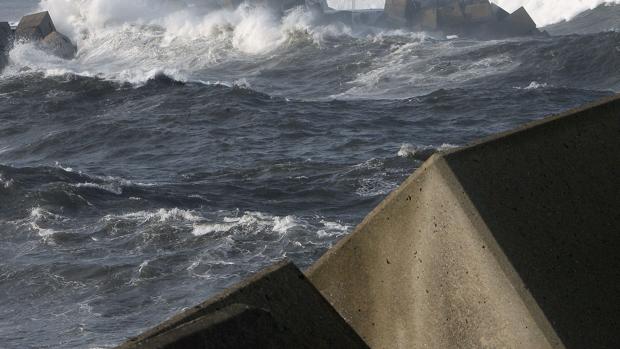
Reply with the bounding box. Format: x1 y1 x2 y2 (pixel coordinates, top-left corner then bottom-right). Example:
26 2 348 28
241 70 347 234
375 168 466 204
15 11 76 59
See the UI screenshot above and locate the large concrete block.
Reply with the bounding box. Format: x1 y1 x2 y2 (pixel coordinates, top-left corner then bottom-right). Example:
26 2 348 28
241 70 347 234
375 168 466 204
15 11 56 42
499 6 538 36
437 0 467 29
490 2 509 20
117 261 368 349
308 95 620 348
464 2 494 23
384 0 411 25
127 304 301 349
41 31 77 59
0 22 11 48
436 0 466 28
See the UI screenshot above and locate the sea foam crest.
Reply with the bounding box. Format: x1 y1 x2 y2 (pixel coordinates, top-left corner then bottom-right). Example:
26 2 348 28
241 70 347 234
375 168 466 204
3 0 333 84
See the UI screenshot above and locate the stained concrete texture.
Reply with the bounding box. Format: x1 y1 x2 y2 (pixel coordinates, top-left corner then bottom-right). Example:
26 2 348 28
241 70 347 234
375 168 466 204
15 11 56 42
116 261 369 349
308 95 620 348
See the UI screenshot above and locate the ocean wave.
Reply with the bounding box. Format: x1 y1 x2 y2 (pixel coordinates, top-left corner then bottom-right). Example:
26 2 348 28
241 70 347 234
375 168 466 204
397 143 458 160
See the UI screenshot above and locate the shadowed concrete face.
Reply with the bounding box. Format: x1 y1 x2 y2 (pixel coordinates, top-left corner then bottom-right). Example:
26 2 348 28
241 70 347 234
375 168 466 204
116 261 369 349
443 97 620 348
308 95 620 348
127 304 302 349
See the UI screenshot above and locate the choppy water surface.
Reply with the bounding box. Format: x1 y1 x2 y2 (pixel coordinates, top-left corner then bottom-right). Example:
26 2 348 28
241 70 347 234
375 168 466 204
0 1 619 348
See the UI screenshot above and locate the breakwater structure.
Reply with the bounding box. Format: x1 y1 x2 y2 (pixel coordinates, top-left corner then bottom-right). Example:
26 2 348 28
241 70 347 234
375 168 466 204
114 95 620 347
0 1 539 73
0 11 76 72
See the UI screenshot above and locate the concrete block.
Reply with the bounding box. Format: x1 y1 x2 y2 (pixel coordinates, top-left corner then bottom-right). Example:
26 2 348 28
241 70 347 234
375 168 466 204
500 6 538 36
127 304 302 349
41 31 77 59
436 0 466 28
490 2 509 20
0 22 11 72
384 0 411 25
0 22 11 48
116 261 368 349
15 11 56 42
464 2 494 23
308 95 620 348
411 7 438 30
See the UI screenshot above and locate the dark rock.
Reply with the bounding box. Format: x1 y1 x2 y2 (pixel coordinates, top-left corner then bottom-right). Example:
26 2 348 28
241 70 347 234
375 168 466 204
15 11 56 42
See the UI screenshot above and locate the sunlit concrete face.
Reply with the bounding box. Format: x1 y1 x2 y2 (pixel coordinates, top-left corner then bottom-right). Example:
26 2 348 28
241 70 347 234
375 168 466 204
308 95 620 349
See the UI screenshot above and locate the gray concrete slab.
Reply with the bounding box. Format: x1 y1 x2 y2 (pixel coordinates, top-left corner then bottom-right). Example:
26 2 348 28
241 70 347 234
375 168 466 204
308 95 620 348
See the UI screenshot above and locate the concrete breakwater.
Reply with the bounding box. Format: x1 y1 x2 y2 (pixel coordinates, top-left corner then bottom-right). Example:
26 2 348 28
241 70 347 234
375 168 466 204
114 94 620 348
0 11 76 72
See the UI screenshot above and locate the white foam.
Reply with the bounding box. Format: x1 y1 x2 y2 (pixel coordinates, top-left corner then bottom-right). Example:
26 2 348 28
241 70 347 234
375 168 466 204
74 182 123 195
2 0 340 84
397 143 417 158
105 208 203 223
27 207 66 238
0 174 14 189
520 81 548 90
191 211 302 236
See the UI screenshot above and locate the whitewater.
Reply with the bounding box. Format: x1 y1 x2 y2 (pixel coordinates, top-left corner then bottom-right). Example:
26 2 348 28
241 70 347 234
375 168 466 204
0 0 619 348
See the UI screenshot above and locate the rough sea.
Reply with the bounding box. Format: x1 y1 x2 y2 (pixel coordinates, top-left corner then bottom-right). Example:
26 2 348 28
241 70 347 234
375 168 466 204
0 0 619 347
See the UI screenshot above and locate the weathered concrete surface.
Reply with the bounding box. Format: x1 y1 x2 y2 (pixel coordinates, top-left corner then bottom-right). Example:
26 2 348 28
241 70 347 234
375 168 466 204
308 95 620 348
15 11 56 42
117 261 368 349
127 304 302 349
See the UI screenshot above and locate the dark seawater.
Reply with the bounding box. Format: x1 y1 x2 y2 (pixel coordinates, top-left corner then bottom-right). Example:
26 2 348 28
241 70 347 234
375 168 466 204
0 1 619 348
